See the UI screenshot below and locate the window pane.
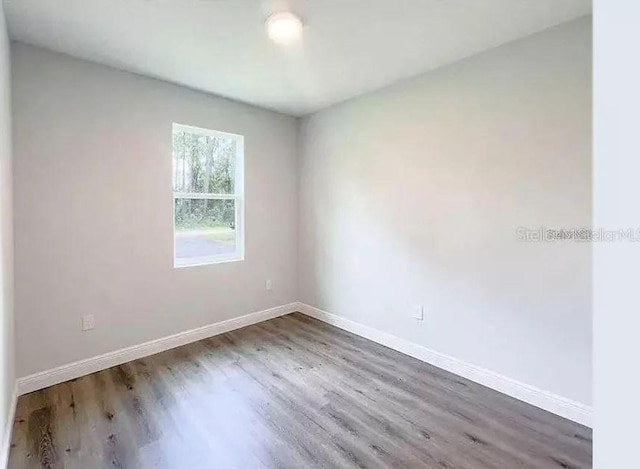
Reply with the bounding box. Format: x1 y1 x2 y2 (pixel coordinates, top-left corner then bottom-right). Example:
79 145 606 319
174 198 237 263
172 129 236 194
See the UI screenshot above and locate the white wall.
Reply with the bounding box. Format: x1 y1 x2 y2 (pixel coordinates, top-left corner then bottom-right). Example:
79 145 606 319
299 17 592 406
12 43 298 377
0 1 15 448
594 0 640 463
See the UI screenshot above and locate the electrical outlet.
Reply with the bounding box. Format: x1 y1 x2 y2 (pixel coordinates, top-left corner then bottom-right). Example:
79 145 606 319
265 279 273 291
82 314 95 331
411 305 424 321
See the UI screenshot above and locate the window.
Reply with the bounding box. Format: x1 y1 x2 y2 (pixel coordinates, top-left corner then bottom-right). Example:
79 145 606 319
173 123 244 267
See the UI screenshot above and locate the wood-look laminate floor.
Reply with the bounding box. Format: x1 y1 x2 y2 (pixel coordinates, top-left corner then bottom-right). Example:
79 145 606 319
9 313 592 469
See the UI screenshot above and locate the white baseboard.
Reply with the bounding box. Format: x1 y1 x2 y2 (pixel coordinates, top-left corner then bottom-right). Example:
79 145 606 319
13 301 593 429
17 303 299 396
0 381 18 469
297 302 593 428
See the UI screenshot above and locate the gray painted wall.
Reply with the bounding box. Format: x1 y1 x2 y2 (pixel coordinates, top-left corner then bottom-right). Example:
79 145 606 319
0 1 15 448
298 18 592 405
12 43 299 377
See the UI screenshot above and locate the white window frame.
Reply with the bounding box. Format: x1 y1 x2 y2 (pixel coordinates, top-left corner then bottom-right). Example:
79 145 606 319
172 123 245 268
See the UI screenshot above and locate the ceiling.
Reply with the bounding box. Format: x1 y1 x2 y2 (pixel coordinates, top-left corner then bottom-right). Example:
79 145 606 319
4 0 591 116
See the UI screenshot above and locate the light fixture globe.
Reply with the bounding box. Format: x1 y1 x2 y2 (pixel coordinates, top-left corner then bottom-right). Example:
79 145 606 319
266 12 303 45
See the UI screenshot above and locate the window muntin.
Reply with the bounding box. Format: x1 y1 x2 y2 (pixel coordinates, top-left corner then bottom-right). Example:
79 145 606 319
173 124 244 267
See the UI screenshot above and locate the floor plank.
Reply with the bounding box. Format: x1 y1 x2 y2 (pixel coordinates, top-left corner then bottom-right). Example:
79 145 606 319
8 313 592 468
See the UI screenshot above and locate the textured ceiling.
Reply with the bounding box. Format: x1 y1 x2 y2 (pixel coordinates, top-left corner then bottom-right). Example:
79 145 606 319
4 0 591 116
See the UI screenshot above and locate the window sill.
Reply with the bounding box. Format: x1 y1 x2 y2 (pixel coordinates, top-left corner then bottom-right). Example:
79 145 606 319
174 255 244 269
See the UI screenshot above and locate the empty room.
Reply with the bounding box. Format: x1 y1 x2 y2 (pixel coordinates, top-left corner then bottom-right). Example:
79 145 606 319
3 0 635 467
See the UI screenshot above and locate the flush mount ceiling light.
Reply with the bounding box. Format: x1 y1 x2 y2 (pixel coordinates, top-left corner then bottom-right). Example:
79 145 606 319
265 12 303 45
